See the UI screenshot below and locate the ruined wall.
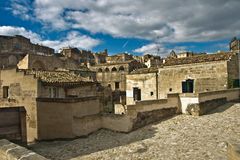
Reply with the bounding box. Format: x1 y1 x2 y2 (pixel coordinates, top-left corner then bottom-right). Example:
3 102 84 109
158 61 229 99
126 72 158 105
17 54 79 71
0 54 25 69
0 69 39 142
0 35 54 55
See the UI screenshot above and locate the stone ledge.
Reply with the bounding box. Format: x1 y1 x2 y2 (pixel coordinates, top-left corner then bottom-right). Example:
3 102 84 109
228 142 240 160
186 97 227 116
0 139 48 160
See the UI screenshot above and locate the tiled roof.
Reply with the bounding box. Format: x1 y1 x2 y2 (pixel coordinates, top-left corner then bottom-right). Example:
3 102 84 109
164 52 235 66
25 70 91 83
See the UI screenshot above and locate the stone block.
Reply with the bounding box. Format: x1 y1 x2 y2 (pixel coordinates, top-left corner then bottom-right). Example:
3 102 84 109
228 142 240 160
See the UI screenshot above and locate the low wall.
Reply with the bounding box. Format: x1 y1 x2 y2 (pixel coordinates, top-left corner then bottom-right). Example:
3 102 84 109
227 142 240 160
187 98 227 116
102 114 133 132
126 94 179 130
198 88 240 102
132 107 177 130
182 89 240 115
0 139 48 160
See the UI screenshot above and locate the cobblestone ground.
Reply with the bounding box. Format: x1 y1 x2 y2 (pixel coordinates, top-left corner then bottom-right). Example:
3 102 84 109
30 103 240 160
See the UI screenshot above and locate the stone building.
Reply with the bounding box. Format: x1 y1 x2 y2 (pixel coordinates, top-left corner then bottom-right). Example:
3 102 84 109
230 37 240 51
90 60 146 106
0 35 54 55
126 52 239 104
0 68 104 142
126 68 158 105
106 53 134 63
61 47 108 66
93 49 108 64
0 53 25 69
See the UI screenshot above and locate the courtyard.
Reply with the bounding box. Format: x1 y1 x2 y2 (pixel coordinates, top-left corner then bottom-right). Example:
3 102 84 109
30 103 240 160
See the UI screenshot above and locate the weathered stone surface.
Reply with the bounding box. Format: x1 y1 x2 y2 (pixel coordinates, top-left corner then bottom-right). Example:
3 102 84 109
0 139 48 160
228 142 240 160
186 103 200 116
132 107 177 130
30 102 240 160
186 98 227 116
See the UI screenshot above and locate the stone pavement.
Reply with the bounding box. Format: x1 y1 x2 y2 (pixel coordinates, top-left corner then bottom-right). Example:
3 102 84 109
30 103 240 160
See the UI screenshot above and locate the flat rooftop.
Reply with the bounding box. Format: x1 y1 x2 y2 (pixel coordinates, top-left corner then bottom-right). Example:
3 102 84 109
30 102 240 160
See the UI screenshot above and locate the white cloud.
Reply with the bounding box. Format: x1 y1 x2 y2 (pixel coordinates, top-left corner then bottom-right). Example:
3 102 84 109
134 43 187 57
9 0 240 42
0 26 101 51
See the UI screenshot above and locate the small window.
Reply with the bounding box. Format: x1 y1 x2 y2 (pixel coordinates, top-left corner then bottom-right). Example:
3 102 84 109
150 92 154 96
49 87 59 98
3 86 9 98
169 88 172 92
115 82 120 89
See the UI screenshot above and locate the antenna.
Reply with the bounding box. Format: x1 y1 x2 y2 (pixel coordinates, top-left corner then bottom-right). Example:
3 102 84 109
156 36 160 55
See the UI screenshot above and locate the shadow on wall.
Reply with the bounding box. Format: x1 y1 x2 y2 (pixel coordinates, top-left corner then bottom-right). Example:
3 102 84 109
206 102 235 115
29 117 172 160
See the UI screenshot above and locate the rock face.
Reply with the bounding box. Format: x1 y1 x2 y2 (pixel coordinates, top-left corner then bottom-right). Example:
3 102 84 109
30 102 240 160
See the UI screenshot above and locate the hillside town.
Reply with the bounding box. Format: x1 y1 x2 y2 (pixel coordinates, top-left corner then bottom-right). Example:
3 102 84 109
0 35 240 160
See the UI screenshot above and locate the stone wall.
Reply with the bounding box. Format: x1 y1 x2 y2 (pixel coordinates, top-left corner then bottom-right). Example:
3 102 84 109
0 35 54 55
132 107 177 130
182 89 240 115
0 54 25 69
158 61 229 99
126 72 158 105
36 97 101 140
17 54 79 71
186 97 227 116
0 69 39 142
0 139 48 160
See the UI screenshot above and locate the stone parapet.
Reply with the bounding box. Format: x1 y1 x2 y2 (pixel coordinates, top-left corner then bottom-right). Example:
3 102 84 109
228 142 240 160
0 139 48 160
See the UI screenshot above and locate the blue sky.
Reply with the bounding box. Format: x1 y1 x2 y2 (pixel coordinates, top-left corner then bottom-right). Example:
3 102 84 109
0 0 239 56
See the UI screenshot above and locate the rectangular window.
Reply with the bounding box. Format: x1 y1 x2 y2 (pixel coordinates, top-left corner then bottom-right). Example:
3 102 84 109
49 87 59 98
115 82 120 89
133 87 141 101
3 86 9 98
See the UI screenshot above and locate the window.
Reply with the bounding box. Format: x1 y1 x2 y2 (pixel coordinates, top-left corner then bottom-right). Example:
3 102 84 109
169 88 172 92
182 79 194 93
115 82 120 89
112 67 117 72
49 87 59 98
150 92 154 96
119 66 125 71
133 87 141 101
3 86 9 98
